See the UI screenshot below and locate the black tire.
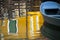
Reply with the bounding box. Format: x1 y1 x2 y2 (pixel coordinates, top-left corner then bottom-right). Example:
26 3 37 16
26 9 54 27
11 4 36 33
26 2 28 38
41 26 54 40
43 21 60 31
41 25 60 40
43 15 60 26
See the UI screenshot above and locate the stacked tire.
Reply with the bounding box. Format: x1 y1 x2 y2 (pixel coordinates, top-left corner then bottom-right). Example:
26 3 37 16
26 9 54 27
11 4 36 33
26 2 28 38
40 1 60 40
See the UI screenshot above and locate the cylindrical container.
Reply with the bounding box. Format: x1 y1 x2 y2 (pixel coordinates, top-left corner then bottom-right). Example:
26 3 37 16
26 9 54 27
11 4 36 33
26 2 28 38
40 1 60 40
27 12 44 39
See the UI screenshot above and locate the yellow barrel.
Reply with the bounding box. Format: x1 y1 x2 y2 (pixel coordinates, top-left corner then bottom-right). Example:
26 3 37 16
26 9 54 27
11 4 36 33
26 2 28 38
0 11 44 40
0 17 27 40
27 11 44 39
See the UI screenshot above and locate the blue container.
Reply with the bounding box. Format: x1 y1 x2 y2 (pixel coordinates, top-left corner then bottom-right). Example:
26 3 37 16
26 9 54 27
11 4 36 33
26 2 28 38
40 1 60 26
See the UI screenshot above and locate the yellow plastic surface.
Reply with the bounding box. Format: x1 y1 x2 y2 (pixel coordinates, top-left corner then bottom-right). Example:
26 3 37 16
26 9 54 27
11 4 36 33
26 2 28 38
0 18 26 40
27 11 44 39
0 11 44 40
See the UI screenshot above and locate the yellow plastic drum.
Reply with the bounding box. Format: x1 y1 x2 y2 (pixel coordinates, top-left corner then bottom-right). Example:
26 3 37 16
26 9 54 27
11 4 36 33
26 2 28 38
27 11 44 39
0 17 27 40
0 11 44 40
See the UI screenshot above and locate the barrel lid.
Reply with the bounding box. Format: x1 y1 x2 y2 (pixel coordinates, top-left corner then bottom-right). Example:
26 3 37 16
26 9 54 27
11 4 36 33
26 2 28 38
40 1 60 19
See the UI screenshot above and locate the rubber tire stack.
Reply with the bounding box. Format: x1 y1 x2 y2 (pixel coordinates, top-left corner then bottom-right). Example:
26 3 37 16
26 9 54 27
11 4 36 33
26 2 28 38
40 1 60 40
